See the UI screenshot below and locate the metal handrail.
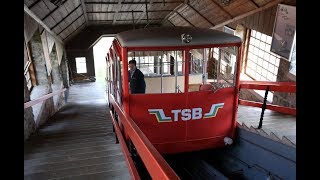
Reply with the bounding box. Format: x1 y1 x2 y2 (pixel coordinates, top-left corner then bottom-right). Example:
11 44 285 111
239 81 296 129
109 94 180 180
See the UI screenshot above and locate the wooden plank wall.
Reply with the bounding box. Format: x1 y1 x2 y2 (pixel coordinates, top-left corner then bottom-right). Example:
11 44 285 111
227 5 278 36
227 0 295 36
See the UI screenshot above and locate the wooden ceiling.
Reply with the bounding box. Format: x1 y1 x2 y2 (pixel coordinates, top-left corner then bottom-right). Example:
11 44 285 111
24 0 295 43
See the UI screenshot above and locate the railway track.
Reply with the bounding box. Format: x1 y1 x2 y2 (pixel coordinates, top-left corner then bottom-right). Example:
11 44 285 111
126 126 296 180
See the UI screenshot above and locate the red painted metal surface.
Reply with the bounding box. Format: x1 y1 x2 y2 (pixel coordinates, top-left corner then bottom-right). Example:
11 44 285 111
238 99 296 115
110 110 141 180
240 81 296 93
24 88 66 109
126 43 242 51
121 47 130 114
239 81 296 115
129 87 236 154
109 95 180 180
184 49 190 93
231 45 242 137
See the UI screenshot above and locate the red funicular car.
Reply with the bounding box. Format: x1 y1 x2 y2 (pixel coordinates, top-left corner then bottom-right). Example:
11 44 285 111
107 26 242 154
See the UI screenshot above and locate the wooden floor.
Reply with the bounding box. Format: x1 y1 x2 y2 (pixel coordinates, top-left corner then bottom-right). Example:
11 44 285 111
237 105 296 146
24 82 130 180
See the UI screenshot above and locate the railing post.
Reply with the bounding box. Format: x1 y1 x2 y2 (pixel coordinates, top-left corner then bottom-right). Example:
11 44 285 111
258 86 269 129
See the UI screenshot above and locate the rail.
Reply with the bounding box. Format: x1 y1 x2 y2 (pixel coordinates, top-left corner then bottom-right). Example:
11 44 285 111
239 81 296 129
24 88 66 109
109 94 180 180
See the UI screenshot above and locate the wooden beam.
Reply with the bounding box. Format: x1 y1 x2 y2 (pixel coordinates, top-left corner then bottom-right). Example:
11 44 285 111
85 1 183 5
41 0 69 21
63 21 86 41
186 3 215 26
51 4 82 30
80 0 89 25
87 9 173 13
211 0 284 29
249 0 260 8
110 18 163 22
161 2 185 25
24 4 64 45
135 0 154 24
57 13 84 35
209 0 233 18
113 0 124 25
167 19 176 26
175 11 195 27
28 0 41 9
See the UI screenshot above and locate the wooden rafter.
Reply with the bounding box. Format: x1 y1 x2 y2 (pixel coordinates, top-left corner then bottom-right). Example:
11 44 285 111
85 1 184 5
51 4 82 30
175 11 195 27
185 3 215 26
113 0 124 25
28 0 42 9
41 0 69 21
24 4 64 45
135 0 154 24
63 21 86 41
167 19 176 26
80 0 89 25
57 13 84 35
249 0 260 8
161 2 185 25
87 10 172 13
209 0 233 18
211 0 284 29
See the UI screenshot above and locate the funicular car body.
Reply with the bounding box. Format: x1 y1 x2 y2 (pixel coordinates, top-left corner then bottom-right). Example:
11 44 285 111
106 26 242 154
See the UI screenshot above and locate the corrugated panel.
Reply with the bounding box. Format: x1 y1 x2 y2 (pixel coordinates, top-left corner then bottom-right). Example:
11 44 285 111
24 12 39 43
41 31 52 75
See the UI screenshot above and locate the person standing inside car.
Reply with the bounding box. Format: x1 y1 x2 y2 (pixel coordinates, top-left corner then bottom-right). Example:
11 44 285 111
128 59 146 94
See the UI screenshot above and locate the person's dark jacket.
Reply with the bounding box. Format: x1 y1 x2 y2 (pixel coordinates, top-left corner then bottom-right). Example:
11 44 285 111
128 68 146 94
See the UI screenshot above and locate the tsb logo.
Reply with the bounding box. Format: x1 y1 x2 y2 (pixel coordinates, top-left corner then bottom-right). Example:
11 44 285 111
148 103 224 122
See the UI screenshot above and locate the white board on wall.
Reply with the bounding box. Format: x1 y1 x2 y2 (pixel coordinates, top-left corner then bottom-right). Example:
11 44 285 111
270 4 296 60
